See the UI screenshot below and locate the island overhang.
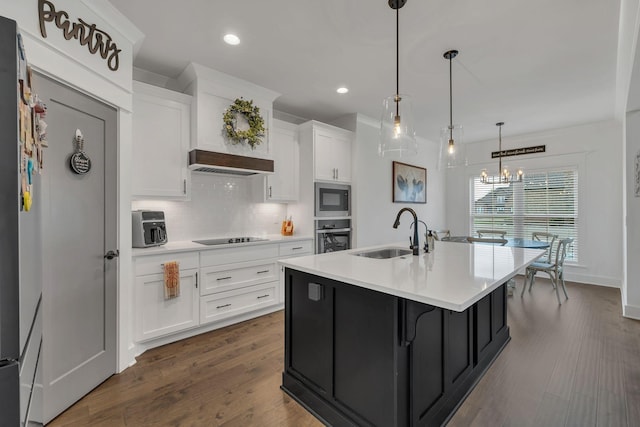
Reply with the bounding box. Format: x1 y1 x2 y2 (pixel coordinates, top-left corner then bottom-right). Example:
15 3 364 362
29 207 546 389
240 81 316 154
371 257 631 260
278 241 546 311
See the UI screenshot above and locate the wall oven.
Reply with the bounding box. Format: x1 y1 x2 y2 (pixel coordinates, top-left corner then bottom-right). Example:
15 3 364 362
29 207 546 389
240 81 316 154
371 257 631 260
315 182 350 217
316 219 351 254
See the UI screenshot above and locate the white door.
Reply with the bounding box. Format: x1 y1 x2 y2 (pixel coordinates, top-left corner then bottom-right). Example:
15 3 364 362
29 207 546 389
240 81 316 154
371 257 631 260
36 74 117 423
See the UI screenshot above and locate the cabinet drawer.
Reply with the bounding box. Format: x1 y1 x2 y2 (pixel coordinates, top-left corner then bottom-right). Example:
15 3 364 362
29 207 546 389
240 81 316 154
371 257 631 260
200 244 279 267
134 252 199 276
200 283 278 325
279 240 313 256
200 261 278 296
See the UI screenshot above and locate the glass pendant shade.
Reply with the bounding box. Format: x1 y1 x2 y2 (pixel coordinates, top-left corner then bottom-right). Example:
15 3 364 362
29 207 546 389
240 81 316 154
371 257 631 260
439 124 466 168
379 94 417 157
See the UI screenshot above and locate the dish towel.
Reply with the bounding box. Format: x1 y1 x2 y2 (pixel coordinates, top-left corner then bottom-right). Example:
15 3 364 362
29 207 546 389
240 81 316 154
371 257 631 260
163 261 180 299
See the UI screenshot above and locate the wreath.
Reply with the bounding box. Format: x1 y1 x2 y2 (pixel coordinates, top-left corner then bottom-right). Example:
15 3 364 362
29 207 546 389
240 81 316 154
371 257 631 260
223 98 266 149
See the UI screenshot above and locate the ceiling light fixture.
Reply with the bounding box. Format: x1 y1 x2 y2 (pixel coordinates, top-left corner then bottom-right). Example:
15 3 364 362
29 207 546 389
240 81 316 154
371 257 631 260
379 0 417 158
480 122 523 184
223 34 240 45
439 49 466 169
337 87 349 94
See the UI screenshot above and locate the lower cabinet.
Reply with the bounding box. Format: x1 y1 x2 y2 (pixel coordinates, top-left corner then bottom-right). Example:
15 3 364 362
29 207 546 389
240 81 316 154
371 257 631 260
198 244 281 326
283 268 509 427
134 269 199 342
133 239 313 347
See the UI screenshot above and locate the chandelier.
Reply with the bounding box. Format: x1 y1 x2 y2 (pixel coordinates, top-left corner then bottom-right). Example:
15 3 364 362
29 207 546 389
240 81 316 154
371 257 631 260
480 122 523 184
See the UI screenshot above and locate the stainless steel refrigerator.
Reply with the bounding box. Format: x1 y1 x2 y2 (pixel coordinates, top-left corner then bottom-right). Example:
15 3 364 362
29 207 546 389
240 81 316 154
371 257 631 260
0 16 43 427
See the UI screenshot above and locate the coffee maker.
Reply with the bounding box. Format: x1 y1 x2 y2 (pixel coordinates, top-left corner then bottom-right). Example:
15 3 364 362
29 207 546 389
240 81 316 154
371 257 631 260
132 210 168 248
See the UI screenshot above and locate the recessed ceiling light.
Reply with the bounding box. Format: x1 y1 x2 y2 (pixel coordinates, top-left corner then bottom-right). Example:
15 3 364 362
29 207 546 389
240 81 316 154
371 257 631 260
337 87 349 94
223 34 240 45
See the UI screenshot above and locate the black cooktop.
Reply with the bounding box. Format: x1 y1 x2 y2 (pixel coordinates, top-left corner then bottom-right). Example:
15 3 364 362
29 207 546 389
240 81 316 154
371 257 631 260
193 236 269 246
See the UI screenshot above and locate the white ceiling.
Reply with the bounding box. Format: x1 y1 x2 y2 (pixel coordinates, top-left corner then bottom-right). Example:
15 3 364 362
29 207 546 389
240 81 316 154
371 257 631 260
108 0 621 144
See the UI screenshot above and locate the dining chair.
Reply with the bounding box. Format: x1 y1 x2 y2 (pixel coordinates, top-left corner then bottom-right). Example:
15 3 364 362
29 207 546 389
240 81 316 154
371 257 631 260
531 232 558 263
476 229 507 239
433 229 451 241
522 238 573 305
467 237 508 245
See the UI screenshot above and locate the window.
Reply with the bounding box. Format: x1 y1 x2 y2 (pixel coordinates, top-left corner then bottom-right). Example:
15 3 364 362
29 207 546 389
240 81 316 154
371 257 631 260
470 168 578 261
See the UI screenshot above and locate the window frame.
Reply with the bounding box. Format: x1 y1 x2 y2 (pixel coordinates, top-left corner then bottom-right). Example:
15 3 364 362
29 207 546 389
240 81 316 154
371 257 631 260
469 166 579 262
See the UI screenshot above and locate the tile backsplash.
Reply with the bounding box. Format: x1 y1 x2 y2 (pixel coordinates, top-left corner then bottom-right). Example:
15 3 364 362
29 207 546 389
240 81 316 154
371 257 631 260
132 173 288 242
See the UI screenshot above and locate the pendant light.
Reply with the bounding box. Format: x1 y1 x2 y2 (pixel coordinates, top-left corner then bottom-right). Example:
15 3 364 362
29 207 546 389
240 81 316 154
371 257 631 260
480 122 523 184
379 0 417 158
439 49 466 168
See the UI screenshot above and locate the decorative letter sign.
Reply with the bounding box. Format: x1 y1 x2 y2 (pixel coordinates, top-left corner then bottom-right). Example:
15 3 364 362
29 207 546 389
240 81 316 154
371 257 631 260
38 0 121 71
491 145 545 159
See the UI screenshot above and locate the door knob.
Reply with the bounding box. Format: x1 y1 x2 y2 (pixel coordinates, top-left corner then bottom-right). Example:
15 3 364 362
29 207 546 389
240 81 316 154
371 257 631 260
104 250 119 260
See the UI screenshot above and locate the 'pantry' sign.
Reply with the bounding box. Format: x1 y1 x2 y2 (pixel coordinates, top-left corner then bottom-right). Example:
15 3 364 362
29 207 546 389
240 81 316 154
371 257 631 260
38 0 121 71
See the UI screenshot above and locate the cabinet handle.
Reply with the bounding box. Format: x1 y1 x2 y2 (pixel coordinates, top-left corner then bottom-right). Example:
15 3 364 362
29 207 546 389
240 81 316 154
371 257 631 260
256 270 270 274
333 168 336 179
216 303 231 309
195 272 198 288
291 247 303 250
183 179 187 194
257 294 270 299
336 168 339 180
268 186 272 198
217 276 232 281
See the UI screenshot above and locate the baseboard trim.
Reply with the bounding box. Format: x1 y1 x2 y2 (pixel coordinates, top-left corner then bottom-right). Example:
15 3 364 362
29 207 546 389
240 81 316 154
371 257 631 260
562 273 620 288
623 303 640 320
521 272 621 288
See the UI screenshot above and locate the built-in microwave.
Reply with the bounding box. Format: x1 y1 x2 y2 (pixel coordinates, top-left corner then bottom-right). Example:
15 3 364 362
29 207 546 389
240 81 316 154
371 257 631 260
315 182 350 217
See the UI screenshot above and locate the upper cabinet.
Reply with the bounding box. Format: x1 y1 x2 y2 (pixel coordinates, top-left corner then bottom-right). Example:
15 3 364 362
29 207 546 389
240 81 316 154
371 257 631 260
132 81 191 199
254 119 299 202
300 121 353 183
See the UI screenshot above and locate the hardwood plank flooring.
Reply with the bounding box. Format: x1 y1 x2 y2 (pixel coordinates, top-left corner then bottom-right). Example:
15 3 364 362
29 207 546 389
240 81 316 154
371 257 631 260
48 278 640 427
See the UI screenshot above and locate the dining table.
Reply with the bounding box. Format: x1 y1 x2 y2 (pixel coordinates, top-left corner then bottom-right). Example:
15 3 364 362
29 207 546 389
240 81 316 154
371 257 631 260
442 236 550 249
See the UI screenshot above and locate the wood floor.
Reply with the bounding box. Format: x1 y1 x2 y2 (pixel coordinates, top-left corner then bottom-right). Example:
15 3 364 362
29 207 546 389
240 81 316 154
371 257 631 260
48 278 640 427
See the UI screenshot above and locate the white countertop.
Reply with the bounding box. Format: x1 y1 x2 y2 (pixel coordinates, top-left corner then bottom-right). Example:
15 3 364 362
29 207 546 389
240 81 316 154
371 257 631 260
279 241 546 311
132 234 314 257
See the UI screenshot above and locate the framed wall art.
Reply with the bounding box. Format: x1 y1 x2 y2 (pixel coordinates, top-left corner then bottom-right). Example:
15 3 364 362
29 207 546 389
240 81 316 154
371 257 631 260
392 161 426 203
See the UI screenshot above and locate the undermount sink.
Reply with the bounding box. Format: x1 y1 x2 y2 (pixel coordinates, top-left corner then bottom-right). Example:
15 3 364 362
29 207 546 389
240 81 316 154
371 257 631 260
353 247 413 259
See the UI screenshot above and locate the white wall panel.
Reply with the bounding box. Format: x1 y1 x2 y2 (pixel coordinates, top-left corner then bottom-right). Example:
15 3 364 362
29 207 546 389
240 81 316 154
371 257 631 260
446 120 623 288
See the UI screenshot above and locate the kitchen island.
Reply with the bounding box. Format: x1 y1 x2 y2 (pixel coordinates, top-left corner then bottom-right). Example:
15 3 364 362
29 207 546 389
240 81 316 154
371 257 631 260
279 242 545 427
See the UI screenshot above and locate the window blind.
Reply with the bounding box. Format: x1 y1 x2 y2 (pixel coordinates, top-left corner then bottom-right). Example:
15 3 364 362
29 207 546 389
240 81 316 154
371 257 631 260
470 168 578 261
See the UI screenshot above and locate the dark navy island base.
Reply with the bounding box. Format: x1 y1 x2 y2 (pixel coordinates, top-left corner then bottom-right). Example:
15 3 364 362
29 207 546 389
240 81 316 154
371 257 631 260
281 268 510 427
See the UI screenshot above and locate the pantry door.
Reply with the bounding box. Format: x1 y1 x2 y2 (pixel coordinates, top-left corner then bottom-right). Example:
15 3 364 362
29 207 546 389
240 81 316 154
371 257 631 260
36 74 117 423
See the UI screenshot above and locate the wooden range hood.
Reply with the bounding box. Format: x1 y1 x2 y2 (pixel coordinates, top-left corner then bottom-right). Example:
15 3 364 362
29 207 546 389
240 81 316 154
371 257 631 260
188 149 274 176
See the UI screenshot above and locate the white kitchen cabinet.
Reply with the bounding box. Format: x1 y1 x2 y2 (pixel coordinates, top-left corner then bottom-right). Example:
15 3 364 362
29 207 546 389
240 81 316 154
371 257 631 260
134 252 200 342
278 239 314 303
132 81 191 199
199 243 281 325
131 239 313 349
301 121 352 183
253 119 299 202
